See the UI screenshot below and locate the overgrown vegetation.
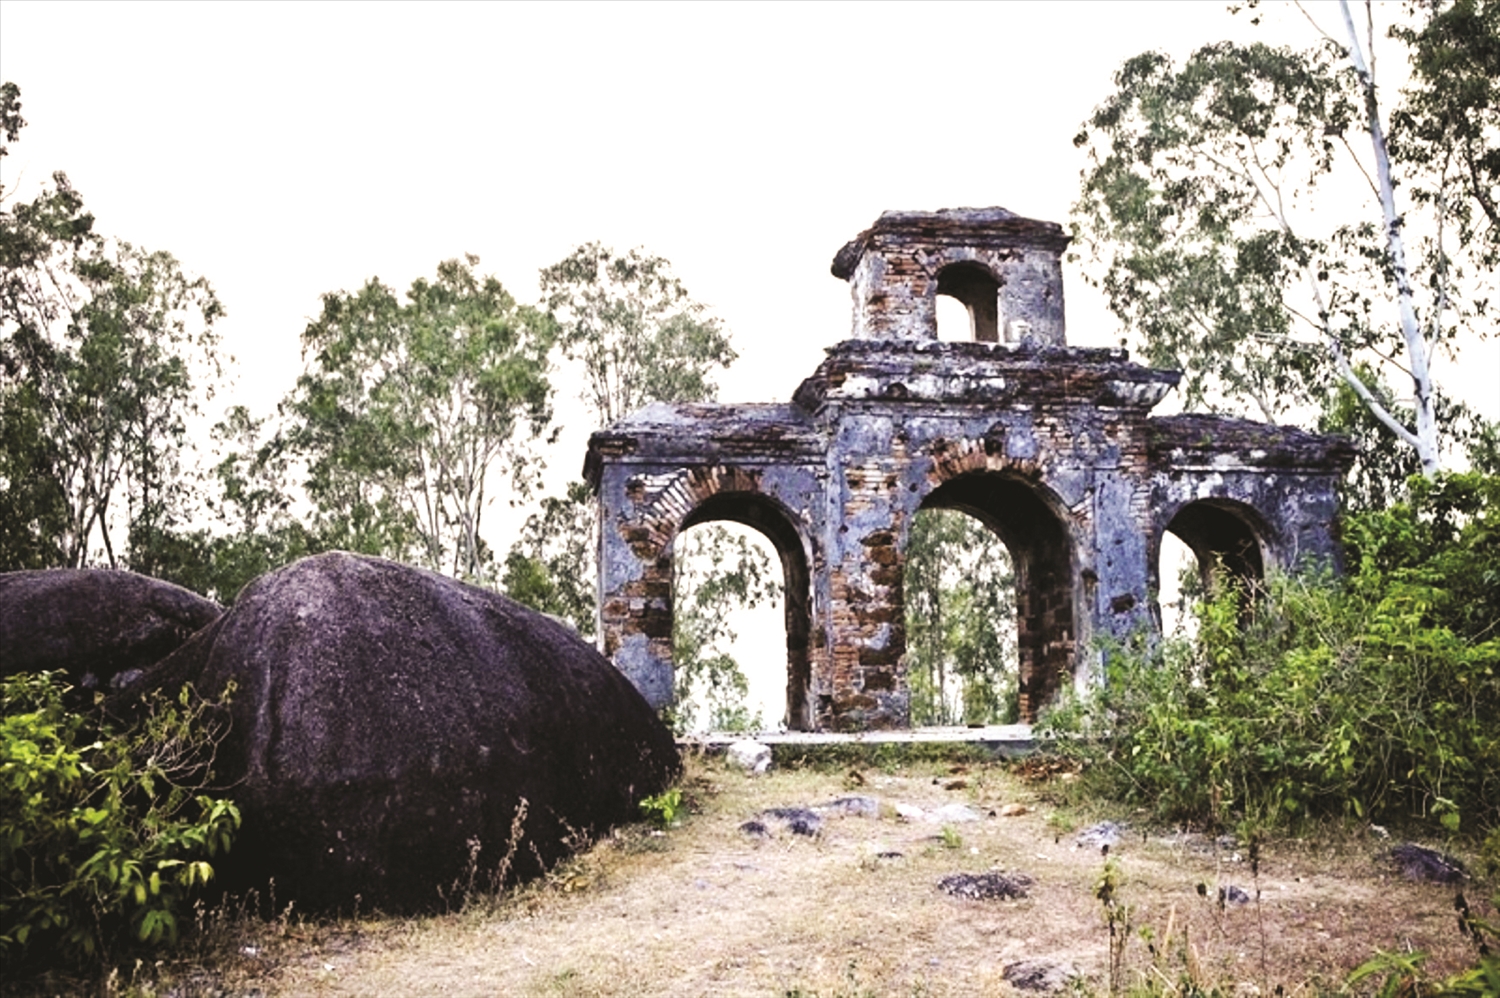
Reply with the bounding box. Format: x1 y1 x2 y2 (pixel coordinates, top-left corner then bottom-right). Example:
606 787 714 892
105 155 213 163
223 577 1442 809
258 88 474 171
1041 472 1500 836
0 673 239 972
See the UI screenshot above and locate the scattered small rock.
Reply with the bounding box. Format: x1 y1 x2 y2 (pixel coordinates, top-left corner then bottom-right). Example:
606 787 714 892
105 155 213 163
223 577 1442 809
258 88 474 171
738 820 770 839
997 803 1032 817
875 851 904 860
1003 958 1083 993
816 796 880 818
929 803 983 824
943 778 968 790
895 802 925 821
1218 884 1251 906
1076 821 1124 850
1389 843 1468 884
761 807 822 837
940 871 1034 900
726 739 772 776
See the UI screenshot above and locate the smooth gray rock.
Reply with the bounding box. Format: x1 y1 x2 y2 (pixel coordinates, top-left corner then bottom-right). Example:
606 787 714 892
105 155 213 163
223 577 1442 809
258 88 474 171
726 739 772 775
1076 821 1124 850
122 551 679 912
0 568 221 689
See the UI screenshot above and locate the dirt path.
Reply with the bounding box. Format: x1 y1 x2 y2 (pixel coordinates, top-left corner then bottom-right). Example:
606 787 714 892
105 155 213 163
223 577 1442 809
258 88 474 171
164 755 1485 996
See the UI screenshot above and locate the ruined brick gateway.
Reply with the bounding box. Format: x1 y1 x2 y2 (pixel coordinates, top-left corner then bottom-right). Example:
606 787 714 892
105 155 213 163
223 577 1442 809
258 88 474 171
584 208 1355 732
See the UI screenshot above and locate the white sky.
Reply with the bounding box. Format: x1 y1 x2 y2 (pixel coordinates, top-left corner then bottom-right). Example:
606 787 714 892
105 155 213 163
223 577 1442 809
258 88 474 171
4 1 1495 726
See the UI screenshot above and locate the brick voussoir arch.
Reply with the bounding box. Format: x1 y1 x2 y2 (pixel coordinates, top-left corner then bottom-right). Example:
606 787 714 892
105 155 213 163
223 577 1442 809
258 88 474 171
923 436 1043 489
623 464 768 558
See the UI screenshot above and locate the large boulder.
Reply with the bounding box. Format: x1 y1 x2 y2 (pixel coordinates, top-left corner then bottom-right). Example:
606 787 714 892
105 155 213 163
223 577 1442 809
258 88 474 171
126 551 679 912
0 568 222 689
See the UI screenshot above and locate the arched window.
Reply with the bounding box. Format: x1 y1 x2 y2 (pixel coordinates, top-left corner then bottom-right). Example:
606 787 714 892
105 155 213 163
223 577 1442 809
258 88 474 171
935 262 1001 342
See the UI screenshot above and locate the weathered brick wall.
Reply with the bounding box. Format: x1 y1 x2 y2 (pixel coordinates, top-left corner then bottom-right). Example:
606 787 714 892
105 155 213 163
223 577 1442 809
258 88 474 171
584 208 1355 732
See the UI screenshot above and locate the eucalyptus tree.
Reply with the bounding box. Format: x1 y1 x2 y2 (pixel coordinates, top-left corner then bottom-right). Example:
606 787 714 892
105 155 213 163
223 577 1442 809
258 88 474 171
507 241 746 635
538 242 735 426
1072 0 1497 476
286 256 554 582
1 83 225 572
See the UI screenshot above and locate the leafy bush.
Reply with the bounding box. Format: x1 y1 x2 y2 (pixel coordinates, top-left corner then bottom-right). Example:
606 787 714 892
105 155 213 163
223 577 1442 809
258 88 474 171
1040 473 1500 834
0 672 240 968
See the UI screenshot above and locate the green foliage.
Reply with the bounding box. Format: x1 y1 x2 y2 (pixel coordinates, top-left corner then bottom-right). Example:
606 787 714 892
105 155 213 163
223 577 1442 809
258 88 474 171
668 525 781 734
1347 891 1500 995
1041 472 1500 833
1319 365 1497 513
905 509 1018 726
286 255 554 582
0 673 240 969
1094 855 1133 996
1390 0 1500 268
637 789 683 829
502 480 596 635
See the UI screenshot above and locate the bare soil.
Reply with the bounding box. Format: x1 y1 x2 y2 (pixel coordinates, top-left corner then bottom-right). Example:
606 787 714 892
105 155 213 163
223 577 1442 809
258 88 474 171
14 752 1492 997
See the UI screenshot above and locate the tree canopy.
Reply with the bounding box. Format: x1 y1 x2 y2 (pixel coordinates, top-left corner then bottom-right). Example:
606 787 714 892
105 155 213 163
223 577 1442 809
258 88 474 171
285 256 554 582
1072 0 1497 478
1 83 225 573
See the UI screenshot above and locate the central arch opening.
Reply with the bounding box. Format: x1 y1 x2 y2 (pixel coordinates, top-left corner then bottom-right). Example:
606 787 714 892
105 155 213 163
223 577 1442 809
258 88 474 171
916 473 1075 721
904 508 1018 725
672 492 812 732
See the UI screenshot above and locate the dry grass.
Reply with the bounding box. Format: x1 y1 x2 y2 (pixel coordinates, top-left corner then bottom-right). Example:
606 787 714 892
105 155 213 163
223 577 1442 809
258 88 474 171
10 752 1493 997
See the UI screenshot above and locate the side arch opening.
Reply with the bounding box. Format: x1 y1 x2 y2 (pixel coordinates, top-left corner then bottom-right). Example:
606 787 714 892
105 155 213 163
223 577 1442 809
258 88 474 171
1158 499 1271 631
917 473 1074 722
674 492 813 732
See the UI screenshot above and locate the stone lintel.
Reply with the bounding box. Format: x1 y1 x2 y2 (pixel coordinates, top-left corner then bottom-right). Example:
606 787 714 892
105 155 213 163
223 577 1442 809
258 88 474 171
792 340 1181 414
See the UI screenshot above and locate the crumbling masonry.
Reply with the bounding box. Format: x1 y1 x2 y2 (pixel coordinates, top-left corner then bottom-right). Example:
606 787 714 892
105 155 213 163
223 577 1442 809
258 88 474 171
585 208 1355 731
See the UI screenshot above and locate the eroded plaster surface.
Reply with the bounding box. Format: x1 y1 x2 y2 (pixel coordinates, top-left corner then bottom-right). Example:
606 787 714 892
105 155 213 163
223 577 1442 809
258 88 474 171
585 208 1355 731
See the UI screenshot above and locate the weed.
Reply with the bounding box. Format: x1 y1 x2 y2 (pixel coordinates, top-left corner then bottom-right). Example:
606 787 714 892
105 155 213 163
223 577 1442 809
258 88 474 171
939 825 963 850
638 789 684 829
1094 849 1133 996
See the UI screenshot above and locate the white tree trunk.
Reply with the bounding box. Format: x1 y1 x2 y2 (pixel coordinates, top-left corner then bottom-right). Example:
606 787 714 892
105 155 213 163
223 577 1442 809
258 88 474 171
1339 0 1442 476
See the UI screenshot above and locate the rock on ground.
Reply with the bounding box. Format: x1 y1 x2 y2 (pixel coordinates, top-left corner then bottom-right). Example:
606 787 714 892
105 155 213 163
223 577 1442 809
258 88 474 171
0 568 221 690
121 551 680 913
1389 843 1469 884
1076 821 1124 850
938 871 1033 900
725 739 772 775
1002 958 1084 992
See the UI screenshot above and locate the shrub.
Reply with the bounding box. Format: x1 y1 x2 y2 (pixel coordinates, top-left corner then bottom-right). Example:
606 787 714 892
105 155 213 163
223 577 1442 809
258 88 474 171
0 672 240 969
1040 472 1500 834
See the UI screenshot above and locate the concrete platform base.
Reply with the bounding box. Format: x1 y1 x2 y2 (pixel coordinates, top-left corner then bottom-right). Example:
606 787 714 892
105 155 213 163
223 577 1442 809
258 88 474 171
679 724 1037 760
